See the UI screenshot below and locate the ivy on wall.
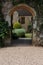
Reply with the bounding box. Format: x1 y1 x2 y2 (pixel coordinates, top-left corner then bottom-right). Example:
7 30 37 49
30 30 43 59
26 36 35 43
0 1 9 47
11 0 43 16
12 0 25 5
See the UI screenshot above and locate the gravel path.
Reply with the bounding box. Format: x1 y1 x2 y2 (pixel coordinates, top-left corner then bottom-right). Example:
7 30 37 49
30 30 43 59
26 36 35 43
0 46 43 65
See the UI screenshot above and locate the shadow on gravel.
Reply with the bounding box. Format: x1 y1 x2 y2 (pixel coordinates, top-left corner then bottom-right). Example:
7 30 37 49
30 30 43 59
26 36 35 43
11 38 32 47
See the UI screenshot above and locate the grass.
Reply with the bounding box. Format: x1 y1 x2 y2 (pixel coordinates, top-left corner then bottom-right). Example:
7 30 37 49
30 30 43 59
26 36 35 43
25 33 32 38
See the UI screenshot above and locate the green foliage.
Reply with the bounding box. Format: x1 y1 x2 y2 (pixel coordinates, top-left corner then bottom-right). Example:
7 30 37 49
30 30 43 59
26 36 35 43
40 23 43 31
28 23 32 33
1 0 43 16
11 0 43 16
0 21 9 47
12 0 25 5
12 0 19 5
0 1 10 47
12 28 26 37
19 0 25 3
0 21 9 37
13 22 22 29
0 21 8 34
25 33 32 38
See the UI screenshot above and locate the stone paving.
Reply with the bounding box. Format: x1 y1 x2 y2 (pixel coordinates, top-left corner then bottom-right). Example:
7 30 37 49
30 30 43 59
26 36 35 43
0 46 43 65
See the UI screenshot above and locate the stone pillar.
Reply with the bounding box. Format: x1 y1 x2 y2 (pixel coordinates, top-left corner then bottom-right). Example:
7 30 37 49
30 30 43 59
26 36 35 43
32 29 37 46
4 14 11 46
32 17 37 46
5 14 11 26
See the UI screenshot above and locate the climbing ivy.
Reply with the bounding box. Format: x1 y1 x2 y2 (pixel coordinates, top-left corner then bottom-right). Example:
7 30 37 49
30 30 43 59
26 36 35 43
12 0 26 5
11 0 43 16
0 1 9 47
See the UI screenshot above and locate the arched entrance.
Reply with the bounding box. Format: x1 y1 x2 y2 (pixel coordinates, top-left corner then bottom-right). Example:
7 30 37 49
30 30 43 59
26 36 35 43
9 4 37 45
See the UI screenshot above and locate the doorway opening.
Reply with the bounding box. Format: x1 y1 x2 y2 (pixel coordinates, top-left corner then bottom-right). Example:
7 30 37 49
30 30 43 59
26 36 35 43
9 4 36 45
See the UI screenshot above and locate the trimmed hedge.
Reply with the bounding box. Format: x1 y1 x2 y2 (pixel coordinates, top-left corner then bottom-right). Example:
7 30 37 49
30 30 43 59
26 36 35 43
25 33 32 38
12 28 26 37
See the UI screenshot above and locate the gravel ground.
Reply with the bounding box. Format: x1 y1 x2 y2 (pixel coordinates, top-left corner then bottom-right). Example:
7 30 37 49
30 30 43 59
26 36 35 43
0 46 43 65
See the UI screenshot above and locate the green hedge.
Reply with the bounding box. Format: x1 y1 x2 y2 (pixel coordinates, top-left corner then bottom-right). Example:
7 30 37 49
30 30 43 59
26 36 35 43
12 28 26 37
25 33 32 38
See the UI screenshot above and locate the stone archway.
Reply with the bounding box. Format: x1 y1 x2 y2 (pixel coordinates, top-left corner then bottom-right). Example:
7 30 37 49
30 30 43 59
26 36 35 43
9 4 36 17
9 4 37 45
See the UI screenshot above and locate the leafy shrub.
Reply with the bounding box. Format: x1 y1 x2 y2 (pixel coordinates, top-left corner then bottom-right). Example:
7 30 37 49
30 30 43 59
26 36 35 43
12 28 26 37
0 21 9 37
0 1 9 47
0 21 9 47
40 23 43 31
13 22 22 29
25 33 32 38
12 0 26 5
28 24 32 33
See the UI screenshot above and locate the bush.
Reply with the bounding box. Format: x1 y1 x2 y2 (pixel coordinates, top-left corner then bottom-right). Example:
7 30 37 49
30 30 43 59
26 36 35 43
25 33 32 38
0 1 9 47
13 22 22 29
40 23 43 31
12 28 26 37
0 21 9 47
28 24 32 33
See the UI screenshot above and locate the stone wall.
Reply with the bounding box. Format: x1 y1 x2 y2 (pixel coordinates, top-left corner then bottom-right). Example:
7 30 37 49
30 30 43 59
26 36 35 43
2 3 38 45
